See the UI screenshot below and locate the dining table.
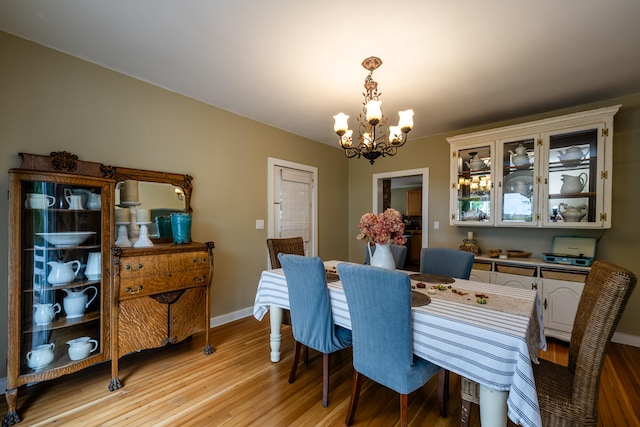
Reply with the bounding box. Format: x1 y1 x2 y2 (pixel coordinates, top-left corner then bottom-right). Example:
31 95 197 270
253 260 546 427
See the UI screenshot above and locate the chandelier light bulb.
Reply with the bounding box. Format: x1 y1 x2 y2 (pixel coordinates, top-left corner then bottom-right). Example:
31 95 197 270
333 113 349 134
365 100 382 124
398 109 414 131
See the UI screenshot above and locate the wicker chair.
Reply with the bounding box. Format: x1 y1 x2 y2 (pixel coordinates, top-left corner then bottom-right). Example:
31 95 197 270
266 237 305 325
460 260 637 427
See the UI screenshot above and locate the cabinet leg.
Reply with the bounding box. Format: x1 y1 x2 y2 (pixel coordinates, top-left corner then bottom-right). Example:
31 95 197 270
204 343 215 354
109 377 123 391
3 389 20 426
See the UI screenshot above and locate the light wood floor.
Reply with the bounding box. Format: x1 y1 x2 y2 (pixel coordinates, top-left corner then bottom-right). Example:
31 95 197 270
2 316 639 426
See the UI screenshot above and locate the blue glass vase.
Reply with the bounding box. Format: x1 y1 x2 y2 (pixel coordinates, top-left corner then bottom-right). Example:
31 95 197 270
155 216 173 239
170 213 192 244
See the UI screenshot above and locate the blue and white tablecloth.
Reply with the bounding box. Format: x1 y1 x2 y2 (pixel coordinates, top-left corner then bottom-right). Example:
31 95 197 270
254 261 546 427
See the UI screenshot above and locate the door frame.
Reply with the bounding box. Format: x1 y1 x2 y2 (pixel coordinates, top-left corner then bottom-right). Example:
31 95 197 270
267 157 318 257
372 168 429 249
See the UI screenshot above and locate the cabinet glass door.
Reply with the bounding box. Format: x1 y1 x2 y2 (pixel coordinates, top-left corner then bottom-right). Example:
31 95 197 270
20 179 104 375
453 144 493 224
543 126 602 226
498 137 536 225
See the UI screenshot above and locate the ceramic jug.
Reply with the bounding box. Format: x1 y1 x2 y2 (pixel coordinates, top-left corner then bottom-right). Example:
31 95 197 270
26 343 55 371
65 194 83 210
33 303 61 326
25 193 56 209
63 286 98 319
66 336 98 360
47 260 81 286
508 144 531 168
72 189 102 210
85 252 101 280
560 173 588 194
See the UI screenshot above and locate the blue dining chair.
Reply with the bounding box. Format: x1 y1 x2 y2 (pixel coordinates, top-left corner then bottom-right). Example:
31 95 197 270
277 254 352 407
419 247 474 408
337 263 443 427
419 247 474 278
364 242 408 269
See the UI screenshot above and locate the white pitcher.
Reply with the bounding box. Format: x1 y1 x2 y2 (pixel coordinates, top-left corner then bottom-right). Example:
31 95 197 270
33 303 61 326
26 343 55 371
47 260 81 286
85 252 102 280
63 286 98 319
67 336 99 360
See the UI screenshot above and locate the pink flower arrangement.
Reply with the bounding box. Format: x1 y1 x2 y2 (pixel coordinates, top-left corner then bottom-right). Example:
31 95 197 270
357 208 407 245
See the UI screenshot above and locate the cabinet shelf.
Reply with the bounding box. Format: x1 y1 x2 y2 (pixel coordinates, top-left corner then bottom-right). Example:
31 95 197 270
548 192 595 199
24 311 101 333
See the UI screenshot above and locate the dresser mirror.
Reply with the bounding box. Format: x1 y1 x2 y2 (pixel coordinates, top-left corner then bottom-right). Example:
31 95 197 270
107 165 193 241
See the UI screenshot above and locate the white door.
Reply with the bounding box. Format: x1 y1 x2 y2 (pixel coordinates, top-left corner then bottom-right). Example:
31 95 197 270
268 158 317 258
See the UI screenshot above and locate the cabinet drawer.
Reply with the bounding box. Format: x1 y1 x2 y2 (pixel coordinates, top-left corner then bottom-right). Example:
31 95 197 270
495 263 536 277
170 251 210 271
119 254 170 279
119 268 209 299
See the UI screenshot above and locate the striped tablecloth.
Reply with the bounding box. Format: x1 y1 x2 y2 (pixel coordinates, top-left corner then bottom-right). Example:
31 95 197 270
254 261 546 427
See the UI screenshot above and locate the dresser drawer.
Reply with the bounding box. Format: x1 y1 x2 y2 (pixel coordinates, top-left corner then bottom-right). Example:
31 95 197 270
119 267 209 299
119 254 170 279
170 251 209 271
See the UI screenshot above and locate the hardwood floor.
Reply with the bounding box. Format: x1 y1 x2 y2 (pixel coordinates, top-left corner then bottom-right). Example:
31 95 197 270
2 317 639 426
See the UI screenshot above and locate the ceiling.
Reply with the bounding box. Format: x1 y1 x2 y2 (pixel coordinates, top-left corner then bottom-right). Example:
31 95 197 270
2 1 640 147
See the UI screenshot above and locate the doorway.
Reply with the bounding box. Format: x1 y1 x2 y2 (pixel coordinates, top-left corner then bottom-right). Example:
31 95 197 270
372 168 429 270
267 158 318 260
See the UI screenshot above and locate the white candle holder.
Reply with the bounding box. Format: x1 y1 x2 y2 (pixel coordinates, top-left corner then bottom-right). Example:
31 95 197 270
133 222 154 248
115 222 132 247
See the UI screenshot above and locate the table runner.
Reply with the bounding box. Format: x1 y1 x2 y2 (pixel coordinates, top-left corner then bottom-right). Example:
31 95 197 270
254 261 546 427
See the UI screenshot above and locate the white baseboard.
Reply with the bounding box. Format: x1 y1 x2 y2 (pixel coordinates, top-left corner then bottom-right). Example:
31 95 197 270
611 331 640 347
209 307 253 328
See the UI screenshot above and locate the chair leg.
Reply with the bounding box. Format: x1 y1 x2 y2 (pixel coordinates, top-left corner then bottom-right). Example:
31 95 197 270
438 369 449 417
400 393 408 427
289 341 302 384
304 345 309 365
322 353 330 407
345 370 362 426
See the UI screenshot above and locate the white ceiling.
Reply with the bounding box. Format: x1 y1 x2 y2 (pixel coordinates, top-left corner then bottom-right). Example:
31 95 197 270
2 1 640 146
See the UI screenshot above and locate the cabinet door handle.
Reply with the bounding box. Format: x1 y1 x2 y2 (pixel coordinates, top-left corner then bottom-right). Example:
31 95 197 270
532 283 537 290
543 298 547 310
125 285 143 295
125 263 143 271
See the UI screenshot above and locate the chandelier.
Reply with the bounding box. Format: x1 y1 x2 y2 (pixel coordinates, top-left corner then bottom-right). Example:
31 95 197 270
333 56 414 164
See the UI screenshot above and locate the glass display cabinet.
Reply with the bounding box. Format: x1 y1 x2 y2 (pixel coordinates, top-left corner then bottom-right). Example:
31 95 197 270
448 105 619 228
451 143 494 225
6 152 112 426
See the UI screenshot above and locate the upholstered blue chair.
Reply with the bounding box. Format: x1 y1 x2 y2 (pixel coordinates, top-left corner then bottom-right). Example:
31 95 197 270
419 247 474 278
337 263 443 427
278 254 352 407
419 247 474 408
364 242 408 269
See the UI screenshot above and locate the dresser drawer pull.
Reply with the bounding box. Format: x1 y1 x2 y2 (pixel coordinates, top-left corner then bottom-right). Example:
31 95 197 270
193 275 207 283
125 285 143 295
125 263 143 271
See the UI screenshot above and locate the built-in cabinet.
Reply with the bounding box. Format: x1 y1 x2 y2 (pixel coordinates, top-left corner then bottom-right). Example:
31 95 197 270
5 152 214 425
471 257 589 341
448 105 620 228
406 189 422 216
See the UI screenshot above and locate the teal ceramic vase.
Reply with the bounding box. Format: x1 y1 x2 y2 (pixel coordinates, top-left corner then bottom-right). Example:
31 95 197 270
170 213 192 244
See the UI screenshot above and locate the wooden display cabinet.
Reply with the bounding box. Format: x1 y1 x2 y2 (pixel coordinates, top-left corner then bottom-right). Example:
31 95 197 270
5 152 113 426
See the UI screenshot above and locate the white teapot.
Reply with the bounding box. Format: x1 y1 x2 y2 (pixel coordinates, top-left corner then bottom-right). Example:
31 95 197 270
557 146 588 164
508 144 531 168
47 260 81 286
464 152 488 171
63 286 98 319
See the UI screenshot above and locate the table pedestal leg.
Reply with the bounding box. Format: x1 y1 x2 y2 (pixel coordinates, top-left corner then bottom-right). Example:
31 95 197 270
269 306 283 362
479 385 508 427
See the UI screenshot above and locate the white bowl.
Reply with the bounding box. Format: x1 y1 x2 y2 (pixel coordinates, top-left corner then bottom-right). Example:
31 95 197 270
36 232 96 247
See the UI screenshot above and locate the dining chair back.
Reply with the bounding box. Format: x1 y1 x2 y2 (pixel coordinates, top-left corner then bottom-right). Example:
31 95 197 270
460 260 637 427
278 254 352 407
364 243 408 269
337 263 442 427
419 247 474 279
266 237 305 325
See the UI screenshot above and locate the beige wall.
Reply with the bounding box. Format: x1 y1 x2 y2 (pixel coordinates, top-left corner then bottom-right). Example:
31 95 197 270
2 30 640 382
0 31 349 379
